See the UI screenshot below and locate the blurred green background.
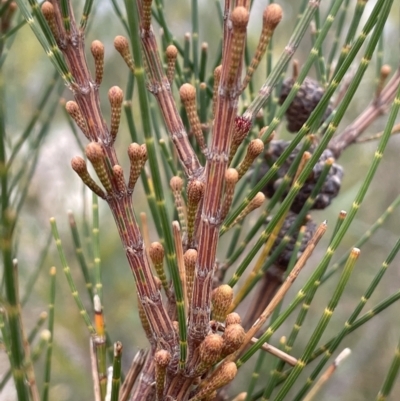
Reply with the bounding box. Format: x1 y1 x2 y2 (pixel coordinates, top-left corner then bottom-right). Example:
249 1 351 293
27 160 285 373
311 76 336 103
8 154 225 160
1 1 400 400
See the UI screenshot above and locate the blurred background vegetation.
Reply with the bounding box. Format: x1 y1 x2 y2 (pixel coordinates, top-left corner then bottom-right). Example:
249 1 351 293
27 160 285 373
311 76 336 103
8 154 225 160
1 1 400 400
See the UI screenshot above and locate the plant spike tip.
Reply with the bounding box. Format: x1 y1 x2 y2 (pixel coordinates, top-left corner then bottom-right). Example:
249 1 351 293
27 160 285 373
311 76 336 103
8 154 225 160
375 64 392 100
184 249 197 305
242 3 283 91
212 284 234 322
221 323 245 357
236 139 264 179
170 176 187 234
149 242 169 295
127 143 146 191
225 312 241 326
91 40 105 86
65 101 89 138
85 142 112 194
166 45 178 86
108 86 124 142
114 36 135 73
228 192 265 229
194 333 224 375
41 2 59 43
71 157 106 199
187 180 205 247
112 165 126 194
227 7 249 88
190 362 237 401
230 116 252 162
220 168 239 221
212 65 222 118
142 0 153 31
154 349 171 401
180 84 207 155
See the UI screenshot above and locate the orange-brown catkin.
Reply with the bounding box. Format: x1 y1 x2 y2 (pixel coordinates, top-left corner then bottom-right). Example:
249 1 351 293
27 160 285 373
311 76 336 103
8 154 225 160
91 40 105 85
108 86 124 141
212 284 234 322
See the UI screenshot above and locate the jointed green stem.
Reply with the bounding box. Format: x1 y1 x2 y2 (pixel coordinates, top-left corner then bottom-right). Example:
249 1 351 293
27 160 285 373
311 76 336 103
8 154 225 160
92 194 102 301
293 236 400 400
273 248 359 400
322 194 400 283
376 334 400 400
50 218 96 335
42 267 56 401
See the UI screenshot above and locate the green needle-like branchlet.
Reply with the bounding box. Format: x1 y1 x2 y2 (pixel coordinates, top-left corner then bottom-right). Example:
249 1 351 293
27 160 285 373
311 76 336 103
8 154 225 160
293 237 400 400
15 0 73 85
0 311 48 391
322 195 400 283
42 267 56 401
111 342 123 401
80 0 94 31
92 194 102 302
273 248 360 400
376 335 400 401
50 217 96 335
68 211 94 300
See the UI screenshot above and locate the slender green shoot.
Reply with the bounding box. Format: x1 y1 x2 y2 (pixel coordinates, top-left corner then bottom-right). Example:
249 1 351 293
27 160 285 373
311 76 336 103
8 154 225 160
42 267 56 401
50 217 96 335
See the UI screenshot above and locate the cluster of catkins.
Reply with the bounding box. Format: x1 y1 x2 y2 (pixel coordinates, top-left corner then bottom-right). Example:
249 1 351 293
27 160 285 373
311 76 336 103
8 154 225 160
260 77 344 273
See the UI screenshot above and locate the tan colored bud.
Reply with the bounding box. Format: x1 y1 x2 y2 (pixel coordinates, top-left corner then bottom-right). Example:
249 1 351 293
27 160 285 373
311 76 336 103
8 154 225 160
236 139 264 179
112 165 126 193
184 248 197 303
380 64 391 80
142 0 152 31
108 86 124 141
85 142 112 193
128 143 142 161
91 40 105 85
187 180 204 246
225 312 241 326
222 323 245 356
149 242 168 294
248 139 264 158
149 242 165 264
212 284 234 322
127 143 144 191
65 101 88 138
166 45 178 85
179 83 196 102
71 156 105 198
170 176 184 192
187 180 204 204
154 349 171 367
231 6 249 30
114 35 134 72
199 334 224 366
108 86 124 106
166 45 178 59
225 168 239 185
114 35 129 54
263 3 283 31
41 2 59 42
85 142 104 164
192 362 237 401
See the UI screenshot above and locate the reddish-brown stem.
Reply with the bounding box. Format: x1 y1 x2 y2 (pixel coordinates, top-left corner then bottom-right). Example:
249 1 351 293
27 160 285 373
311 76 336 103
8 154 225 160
49 0 177 361
328 66 400 158
187 6 249 352
136 5 203 180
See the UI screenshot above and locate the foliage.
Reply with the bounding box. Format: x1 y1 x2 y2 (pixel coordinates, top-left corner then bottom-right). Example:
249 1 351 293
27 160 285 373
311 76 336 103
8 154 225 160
1 1 400 400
